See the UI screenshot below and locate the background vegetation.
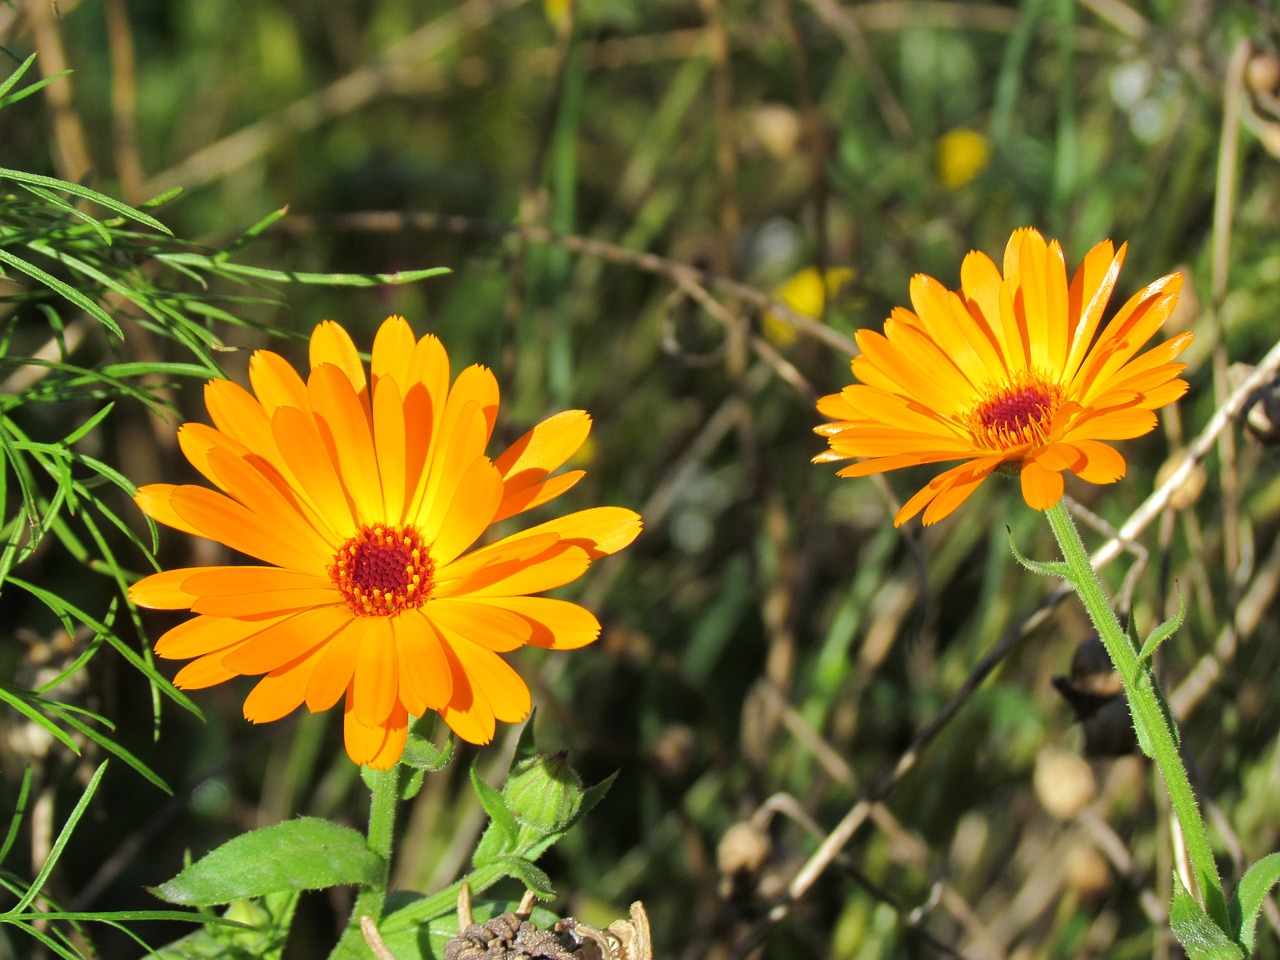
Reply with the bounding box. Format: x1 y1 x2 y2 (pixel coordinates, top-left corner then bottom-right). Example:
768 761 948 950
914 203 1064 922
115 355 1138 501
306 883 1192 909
3 0 1280 957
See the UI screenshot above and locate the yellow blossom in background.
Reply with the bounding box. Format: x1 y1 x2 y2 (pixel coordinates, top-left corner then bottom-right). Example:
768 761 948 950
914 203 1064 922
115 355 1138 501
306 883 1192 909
814 228 1191 525
764 266 856 345
544 0 570 27
130 316 641 768
936 128 992 189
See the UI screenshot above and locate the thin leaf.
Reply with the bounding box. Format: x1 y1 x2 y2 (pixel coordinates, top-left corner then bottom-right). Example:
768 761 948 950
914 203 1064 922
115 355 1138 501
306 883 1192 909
0 167 172 234
1138 585 1187 663
1233 852 1280 955
487 856 556 900
470 761 519 856
1005 527 1070 579
7 761 107 916
0 248 123 337
0 768 33 865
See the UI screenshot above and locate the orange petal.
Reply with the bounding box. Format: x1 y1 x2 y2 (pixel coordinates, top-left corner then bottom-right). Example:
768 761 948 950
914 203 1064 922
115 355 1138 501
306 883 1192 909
304 617 365 711
1066 407 1157 441
894 456 1002 526
242 642 330 722
135 484 203 537
352 617 398 727
437 640 495 744
222 604 352 674
395 612 452 715
154 612 282 659
492 471 585 526
204 379 278 467
1020 460 1065 511
449 364 500 443
310 364 382 523
427 457 504 566
407 400 488 529
426 598 533 652
177 422 251 490
506 506 643 560
310 320 367 400
441 543 591 598
131 568 203 610
472 596 601 649
920 462 998 525
370 316 416 395
343 694 407 769
1063 439 1126 484
434 531 562 589
173 463 332 572
249 349 310 417
372 376 407 523
1063 240 1124 382
173 651 241 689
447 637 530 724
366 704 409 770
271 404 357 536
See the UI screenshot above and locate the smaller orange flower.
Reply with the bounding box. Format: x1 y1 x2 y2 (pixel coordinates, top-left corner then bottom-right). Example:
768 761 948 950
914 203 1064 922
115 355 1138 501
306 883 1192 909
131 316 641 767
814 228 1192 525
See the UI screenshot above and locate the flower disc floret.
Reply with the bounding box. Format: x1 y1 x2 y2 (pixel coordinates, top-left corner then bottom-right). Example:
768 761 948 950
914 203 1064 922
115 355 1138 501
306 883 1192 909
330 524 433 616
968 376 1062 451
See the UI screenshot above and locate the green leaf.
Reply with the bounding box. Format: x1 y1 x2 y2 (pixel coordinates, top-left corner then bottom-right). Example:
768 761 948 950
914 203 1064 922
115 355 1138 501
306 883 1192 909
148 893 299 960
487 856 556 900
1138 586 1187 664
0 166 172 234
0 248 123 337
470 761 519 858
1005 527 1070 579
1171 875 1244 960
400 722 454 772
1233 852 1280 955
150 818 383 906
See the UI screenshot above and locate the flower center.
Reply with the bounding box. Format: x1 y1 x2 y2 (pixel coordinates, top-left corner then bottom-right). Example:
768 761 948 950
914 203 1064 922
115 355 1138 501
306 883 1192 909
329 524 433 617
968 376 1061 451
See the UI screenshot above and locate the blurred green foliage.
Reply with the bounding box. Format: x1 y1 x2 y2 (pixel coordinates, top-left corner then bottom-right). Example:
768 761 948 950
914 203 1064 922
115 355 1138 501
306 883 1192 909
3 0 1280 957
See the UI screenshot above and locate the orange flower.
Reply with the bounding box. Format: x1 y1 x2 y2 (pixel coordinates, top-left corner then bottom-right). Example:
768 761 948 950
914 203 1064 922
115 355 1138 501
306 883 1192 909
131 316 641 768
814 228 1192 525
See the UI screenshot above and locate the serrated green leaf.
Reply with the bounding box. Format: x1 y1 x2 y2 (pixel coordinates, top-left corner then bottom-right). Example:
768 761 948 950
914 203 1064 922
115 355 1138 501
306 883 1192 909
150 818 382 906
1138 586 1187 664
1171 875 1244 960
1005 527 1071 579
1233 852 1280 955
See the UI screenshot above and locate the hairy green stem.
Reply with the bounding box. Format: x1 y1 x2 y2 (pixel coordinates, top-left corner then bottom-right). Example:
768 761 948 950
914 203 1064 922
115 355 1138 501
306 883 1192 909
329 763 401 959
1044 501 1227 929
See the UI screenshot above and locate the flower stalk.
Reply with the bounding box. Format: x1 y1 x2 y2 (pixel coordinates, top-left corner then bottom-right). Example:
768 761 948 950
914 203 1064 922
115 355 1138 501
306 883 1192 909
1043 500 1227 929
330 762 402 959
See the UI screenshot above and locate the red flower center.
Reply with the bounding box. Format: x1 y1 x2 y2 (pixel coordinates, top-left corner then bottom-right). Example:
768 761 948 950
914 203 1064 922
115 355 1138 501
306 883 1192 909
329 524 434 617
969 378 1060 451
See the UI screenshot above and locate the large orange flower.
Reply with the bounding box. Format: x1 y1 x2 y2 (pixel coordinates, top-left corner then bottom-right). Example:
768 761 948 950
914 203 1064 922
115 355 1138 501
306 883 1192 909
814 228 1192 525
131 316 641 768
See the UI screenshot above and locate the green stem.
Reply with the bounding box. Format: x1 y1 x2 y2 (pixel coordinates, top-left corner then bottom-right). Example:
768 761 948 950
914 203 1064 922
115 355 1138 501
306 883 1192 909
1044 501 1227 929
328 763 401 959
